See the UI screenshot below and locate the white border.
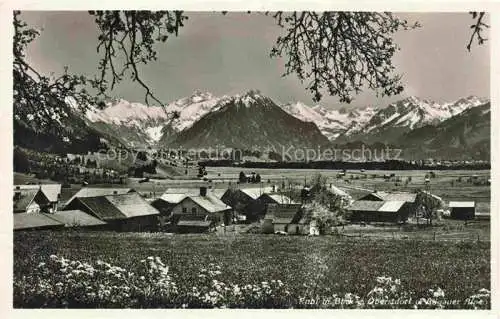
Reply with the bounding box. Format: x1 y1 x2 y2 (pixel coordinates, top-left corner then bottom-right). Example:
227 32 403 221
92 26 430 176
0 1 498 319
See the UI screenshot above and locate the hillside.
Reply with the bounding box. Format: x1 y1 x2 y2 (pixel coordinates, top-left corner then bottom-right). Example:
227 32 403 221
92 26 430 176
167 91 331 159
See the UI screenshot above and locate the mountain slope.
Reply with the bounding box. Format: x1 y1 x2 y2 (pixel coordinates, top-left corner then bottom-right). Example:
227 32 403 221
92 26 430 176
399 102 490 160
84 91 227 147
167 91 331 158
282 95 488 144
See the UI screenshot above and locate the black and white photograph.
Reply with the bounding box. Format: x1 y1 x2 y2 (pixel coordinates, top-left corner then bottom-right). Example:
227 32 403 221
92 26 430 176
8 4 494 311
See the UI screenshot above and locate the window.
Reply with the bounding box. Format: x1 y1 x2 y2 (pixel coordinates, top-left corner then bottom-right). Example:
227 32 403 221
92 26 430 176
192 207 197 214
182 207 187 214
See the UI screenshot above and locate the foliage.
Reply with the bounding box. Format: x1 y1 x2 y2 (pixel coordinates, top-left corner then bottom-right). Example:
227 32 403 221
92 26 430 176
13 11 488 132
88 10 188 106
13 11 98 135
238 171 247 183
269 12 420 102
467 12 489 51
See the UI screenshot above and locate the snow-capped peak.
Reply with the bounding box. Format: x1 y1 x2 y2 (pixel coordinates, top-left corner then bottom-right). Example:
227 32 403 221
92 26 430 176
279 95 489 141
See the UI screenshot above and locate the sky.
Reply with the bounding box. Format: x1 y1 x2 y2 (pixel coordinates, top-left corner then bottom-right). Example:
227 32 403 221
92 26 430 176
20 11 490 109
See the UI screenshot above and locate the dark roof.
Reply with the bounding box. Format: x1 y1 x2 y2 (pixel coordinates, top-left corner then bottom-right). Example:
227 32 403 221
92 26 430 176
15 184 61 202
266 204 303 224
47 210 106 227
76 196 126 221
14 213 64 230
13 189 49 212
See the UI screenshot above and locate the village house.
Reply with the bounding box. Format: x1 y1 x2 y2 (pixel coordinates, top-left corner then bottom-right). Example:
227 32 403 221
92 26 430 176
63 187 136 208
448 201 476 220
171 187 232 232
150 188 203 228
262 203 311 235
13 188 51 214
257 193 298 219
15 184 62 212
347 200 409 224
220 186 274 222
64 193 159 232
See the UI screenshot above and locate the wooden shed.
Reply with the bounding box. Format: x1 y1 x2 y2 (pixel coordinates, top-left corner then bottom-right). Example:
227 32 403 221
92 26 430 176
449 201 475 220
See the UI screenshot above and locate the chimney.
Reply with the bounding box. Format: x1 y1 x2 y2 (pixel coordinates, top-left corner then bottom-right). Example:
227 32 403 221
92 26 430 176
200 186 207 197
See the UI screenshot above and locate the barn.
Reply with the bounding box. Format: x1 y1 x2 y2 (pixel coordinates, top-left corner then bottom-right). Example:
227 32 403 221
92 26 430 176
63 187 136 208
359 191 417 218
347 200 409 224
13 188 51 214
46 210 107 229
449 201 476 220
64 193 159 231
14 213 65 231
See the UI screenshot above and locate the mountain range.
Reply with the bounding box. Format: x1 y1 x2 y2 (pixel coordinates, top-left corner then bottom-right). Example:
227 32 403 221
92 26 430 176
14 89 490 160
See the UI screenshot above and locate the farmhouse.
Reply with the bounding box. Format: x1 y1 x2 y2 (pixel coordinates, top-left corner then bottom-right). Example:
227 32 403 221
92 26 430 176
14 213 65 231
63 187 136 208
262 203 308 234
151 193 190 226
359 191 417 217
220 186 274 222
448 201 475 220
347 200 409 223
64 193 159 231
171 187 232 232
13 188 51 214
15 184 61 212
46 210 107 229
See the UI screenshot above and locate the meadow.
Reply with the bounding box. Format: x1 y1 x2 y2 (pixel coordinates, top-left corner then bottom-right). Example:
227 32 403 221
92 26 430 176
14 231 490 309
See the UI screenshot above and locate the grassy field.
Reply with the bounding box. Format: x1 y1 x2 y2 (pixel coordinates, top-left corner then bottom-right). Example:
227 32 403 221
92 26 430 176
16 166 490 214
14 231 490 308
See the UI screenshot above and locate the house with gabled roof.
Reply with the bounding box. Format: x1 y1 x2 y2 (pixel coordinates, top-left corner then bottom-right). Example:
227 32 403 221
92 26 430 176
262 203 307 234
359 191 417 219
13 188 51 214
347 200 409 223
171 187 232 232
220 186 274 222
64 192 159 231
15 184 61 212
